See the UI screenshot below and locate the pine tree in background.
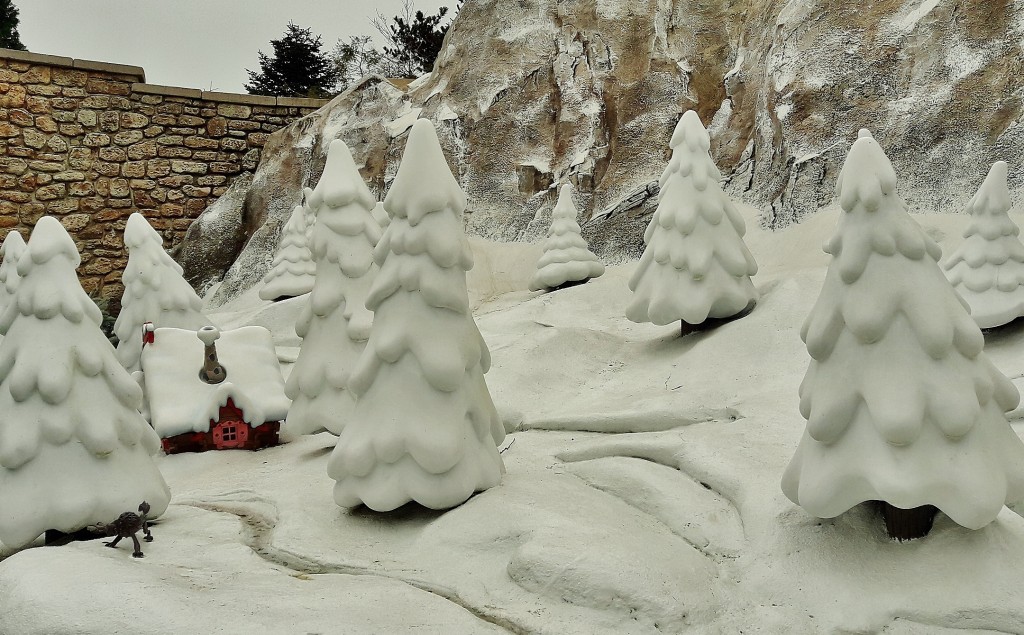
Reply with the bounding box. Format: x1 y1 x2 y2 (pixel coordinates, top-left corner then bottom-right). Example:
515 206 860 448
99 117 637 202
372 1 462 78
0 217 169 549
626 110 758 330
943 161 1024 329
284 140 380 437
246 22 339 98
0 230 25 316
328 120 505 511
529 183 605 291
259 203 316 302
114 213 211 373
782 130 1024 541
0 0 26 52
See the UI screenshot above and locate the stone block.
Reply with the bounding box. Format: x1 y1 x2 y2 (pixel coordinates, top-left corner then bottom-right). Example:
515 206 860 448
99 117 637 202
68 182 95 197
109 178 130 197
113 130 144 145
21 66 51 84
177 114 204 126
157 146 191 159
24 83 59 96
26 96 49 114
58 123 83 136
26 160 59 173
0 84 26 107
46 135 68 152
82 96 111 109
220 137 246 151
143 125 164 137
51 97 79 110
98 146 126 161
182 185 211 197
209 161 238 174
53 170 86 182
83 132 110 147
121 161 146 178
147 158 171 177
77 109 98 127
47 198 79 214
22 128 45 148
247 132 269 147
120 112 149 129
184 135 219 149
197 175 226 186
0 190 30 203
35 115 57 132
170 160 207 175
68 147 94 169
228 119 260 131
127 140 158 160
95 162 120 177
156 134 183 146
52 68 88 87
85 78 132 96
8 109 32 126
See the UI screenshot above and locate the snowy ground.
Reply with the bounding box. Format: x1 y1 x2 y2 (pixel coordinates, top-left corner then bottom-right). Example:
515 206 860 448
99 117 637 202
4 204 1024 634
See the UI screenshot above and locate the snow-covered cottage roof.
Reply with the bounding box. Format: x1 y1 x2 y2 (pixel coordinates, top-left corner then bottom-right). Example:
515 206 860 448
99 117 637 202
141 326 290 438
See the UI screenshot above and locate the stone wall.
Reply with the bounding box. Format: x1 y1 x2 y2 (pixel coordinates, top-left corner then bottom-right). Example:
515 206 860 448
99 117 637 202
0 48 328 301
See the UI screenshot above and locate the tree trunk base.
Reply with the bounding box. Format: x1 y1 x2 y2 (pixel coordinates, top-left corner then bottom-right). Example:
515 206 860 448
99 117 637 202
44 527 104 546
553 278 588 291
680 302 757 336
879 502 938 541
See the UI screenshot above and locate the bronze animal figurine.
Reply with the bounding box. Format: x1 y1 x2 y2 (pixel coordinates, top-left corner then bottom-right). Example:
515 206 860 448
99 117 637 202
99 502 153 558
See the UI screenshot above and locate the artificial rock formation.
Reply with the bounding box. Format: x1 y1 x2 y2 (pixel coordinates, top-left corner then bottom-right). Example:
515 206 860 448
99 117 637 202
181 0 1024 308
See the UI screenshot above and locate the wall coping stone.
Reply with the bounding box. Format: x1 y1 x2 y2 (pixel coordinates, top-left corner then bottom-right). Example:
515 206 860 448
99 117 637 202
132 83 203 99
202 91 279 106
0 48 74 68
72 58 146 81
277 96 330 108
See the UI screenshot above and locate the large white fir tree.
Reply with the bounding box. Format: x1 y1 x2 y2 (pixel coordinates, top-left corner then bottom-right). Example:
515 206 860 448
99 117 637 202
328 119 506 511
0 230 26 316
942 161 1024 329
284 140 381 437
626 110 758 328
259 202 317 301
114 213 211 373
0 217 170 549
529 183 605 291
782 130 1024 538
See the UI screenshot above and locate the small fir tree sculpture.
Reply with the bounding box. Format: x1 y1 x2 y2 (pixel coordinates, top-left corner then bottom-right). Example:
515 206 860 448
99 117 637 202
328 119 506 511
0 217 170 549
284 140 380 436
943 161 1024 329
782 130 1024 541
259 203 317 301
626 110 758 332
372 202 391 232
529 183 605 291
0 230 26 314
115 213 211 373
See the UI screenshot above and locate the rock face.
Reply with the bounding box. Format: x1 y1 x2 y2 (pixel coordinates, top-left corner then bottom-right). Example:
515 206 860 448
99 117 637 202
182 0 1024 307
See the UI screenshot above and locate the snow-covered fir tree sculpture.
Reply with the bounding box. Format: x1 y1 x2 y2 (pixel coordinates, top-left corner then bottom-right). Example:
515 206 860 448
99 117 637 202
0 217 170 549
259 203 317 301
942 161 1024 329
115 213 211 373
782 130 1024 541
626 110 758 331
0 230 26 315
529 183 605 291
328 119 506 511
284 139 380 437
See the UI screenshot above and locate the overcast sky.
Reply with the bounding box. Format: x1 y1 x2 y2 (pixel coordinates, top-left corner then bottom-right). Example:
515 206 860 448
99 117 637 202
19 0 449 93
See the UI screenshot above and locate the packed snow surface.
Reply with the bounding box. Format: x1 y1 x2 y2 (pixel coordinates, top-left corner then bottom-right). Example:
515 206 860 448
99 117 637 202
6 202 1024 632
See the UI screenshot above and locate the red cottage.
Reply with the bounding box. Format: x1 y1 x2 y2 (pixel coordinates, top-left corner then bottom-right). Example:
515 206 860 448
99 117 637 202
139 325 291 454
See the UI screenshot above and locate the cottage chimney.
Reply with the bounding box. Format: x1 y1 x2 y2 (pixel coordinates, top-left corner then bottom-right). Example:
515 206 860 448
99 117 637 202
197 326 227 384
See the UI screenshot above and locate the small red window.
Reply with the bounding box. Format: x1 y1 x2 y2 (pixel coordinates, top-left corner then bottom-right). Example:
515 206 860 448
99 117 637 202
212 419 249 449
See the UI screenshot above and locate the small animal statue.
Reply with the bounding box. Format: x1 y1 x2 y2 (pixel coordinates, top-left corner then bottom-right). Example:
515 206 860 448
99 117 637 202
100 502 154 558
